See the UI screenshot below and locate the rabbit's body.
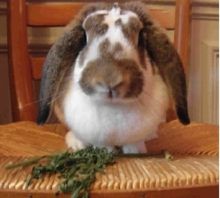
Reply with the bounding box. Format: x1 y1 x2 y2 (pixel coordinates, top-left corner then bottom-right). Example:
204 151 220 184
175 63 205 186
38 2 190 153
63 55 169 152
59 7 169 152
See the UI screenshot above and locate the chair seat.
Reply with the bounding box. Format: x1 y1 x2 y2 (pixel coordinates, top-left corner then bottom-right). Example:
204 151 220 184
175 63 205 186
0 120 218 197
0 155 218 190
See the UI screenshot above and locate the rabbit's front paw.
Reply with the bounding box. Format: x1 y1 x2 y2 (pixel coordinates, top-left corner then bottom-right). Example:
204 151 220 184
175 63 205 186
65 131 86 151
122 141 147 154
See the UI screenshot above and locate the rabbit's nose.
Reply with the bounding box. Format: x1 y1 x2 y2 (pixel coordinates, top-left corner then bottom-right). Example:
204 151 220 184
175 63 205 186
95 78 124 99
108 81 125 98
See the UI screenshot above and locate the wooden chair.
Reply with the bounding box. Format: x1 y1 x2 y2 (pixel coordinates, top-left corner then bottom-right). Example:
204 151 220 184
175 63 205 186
7 0 190 122
1 0 218 197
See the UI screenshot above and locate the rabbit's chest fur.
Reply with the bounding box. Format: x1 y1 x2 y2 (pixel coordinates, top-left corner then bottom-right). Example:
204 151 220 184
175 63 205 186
63 62 169 147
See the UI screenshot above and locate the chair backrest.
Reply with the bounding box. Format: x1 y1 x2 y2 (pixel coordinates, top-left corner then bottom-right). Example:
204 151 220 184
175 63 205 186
7 0 190 122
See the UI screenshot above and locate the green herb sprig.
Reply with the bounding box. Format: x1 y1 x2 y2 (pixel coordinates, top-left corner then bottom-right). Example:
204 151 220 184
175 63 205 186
6 147 115 198
6 147 173 198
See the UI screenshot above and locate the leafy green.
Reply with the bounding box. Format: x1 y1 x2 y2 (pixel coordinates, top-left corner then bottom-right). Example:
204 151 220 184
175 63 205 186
5 146 173 198
6 147 114 198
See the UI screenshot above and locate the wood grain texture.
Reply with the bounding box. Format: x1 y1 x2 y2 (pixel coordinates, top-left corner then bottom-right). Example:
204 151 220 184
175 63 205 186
26 2 175 29
174 0 191 73
26 2 84 27
149 8 175 30
7 0 37 121
146 120 219 156
30 56 45 80
0 186 218 198
0 121 67 156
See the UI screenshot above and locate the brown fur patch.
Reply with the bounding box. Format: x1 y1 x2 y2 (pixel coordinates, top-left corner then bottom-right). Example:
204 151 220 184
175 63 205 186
84 14 108 33
137 47 146 69
112 42 124 60
115 18 122 26
99 39 124 59
115 16 142 45
80 39 124 67
113 42 123 53
50 66 73 123
99 38 111 58
116 59 144 98
121 2 190 124
79 57 143 98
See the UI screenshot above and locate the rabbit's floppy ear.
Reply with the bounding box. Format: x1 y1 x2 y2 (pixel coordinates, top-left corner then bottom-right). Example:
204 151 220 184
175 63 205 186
37 3 115 124
37 21 86 124
122 2 190 124
140 22 190 125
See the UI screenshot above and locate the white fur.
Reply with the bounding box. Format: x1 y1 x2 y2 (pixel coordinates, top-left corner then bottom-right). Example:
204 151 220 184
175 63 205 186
83 7 139 29
83 7 141 61
104 7 139 27
65 131 85 150
63 7 170 153
64 58 169 152
81 6 142 71
103 8 141 47
83 10 108 28
123 141 147 153
81 37 101 68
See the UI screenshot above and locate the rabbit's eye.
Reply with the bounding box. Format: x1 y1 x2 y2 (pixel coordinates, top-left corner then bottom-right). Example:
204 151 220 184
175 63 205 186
115 17 142 45
83 14 108 33
95 23 108 35
83 13 109 42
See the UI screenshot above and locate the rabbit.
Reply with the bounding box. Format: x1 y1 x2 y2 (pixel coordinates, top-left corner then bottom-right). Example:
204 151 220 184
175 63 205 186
37 2 190 153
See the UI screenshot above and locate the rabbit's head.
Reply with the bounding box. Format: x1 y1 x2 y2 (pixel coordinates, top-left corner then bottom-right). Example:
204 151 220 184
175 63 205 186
37 2 190 125
77 3 146 101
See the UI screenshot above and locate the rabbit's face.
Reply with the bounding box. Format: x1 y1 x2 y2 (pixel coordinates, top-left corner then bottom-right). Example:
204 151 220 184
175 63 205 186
76 5 147 101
